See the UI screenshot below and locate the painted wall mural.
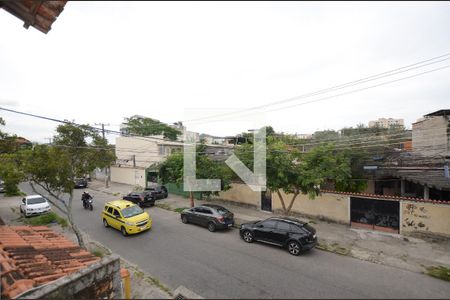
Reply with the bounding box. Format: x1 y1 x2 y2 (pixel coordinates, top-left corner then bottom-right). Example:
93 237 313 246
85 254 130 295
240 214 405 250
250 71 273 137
403 203 430 231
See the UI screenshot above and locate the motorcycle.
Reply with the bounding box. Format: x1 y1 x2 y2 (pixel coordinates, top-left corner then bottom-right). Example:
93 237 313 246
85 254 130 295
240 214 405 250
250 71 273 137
82 195 94 211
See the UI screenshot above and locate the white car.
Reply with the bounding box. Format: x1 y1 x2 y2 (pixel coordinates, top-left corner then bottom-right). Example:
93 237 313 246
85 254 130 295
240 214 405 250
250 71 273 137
20 195 51 217
0 180 4 193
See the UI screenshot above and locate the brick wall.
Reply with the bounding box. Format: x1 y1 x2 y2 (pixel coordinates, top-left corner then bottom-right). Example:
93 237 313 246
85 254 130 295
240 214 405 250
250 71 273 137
16 255 122 299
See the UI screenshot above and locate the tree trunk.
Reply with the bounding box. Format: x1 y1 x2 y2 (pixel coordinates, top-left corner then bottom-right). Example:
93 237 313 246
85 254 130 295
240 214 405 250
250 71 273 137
189 191 194 207
68 191 85 248
286 191 300 215
276 189 287 214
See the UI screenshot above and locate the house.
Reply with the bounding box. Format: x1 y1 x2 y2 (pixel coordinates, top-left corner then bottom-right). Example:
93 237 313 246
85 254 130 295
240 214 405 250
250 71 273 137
362 110 450 201
111 133 236 187
16 137 32 149
111 136 184 187
200 134 227 145
412 109 450 157
211 110 450 237
368 117 404 128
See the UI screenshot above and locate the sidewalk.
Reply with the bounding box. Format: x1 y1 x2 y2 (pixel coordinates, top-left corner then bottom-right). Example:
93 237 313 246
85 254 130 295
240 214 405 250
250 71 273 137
89 180 450 275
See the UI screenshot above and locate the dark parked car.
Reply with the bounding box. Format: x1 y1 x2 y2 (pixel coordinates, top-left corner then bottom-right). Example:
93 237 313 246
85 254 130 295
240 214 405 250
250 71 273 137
123 191 155 207
144 186 168 200
0 179 5 193
74 178 88 188
180 204 234 232
239 217 317 256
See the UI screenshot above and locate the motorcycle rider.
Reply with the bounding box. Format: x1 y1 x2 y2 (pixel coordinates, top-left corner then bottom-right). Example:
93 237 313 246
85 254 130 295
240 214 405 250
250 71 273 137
81 191 92 208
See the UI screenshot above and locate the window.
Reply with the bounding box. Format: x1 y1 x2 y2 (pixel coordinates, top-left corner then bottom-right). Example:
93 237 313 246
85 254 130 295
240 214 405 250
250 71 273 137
122 206 144 218
113 209 121 218
158 145 165 155
289 224 303 233
27 197 46 205
276 221 291 231
201 208 213 215
260 220 277 228
215 207 231 215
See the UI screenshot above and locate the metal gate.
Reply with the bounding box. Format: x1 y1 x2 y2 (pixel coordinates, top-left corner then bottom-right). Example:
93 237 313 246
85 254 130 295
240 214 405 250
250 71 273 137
261 191 272 212
350 197 400 233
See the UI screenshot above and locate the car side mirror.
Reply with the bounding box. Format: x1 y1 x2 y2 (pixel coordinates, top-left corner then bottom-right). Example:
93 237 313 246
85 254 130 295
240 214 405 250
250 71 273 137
22 199 25 204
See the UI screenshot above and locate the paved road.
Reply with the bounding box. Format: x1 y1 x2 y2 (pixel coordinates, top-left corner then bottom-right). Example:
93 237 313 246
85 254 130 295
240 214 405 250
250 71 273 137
19 184 450 299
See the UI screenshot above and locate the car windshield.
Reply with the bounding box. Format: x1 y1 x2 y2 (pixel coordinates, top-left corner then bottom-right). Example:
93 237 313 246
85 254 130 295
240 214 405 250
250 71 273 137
121 206 144 218
27 197 46 205
215 207 230 215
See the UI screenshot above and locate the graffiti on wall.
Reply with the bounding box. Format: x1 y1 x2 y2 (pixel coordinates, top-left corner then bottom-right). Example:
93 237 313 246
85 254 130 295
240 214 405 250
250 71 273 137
403 203 430 231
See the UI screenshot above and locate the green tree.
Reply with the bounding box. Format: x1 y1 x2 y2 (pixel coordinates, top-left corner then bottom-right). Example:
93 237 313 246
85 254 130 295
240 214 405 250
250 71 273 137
158 144 233 207
0 117 18 154
234 137 354 215
20 123 116 247
0 118 26 195
312 129 339 141
123 116 181 140
0 153 25 196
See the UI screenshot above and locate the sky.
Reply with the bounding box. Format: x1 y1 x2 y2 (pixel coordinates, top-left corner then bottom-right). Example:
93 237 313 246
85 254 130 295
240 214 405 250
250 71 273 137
1 1 450 144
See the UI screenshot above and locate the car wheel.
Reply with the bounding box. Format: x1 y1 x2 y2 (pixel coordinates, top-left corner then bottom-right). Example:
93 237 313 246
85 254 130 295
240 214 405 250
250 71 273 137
288 241 301 256
121 227 128 236
242 230 254 243
207 222 216 232
103 219 109 228
181 215 188 224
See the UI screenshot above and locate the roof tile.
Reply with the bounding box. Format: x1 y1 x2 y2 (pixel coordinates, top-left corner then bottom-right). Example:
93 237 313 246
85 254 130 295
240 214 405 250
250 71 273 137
0 226 99 298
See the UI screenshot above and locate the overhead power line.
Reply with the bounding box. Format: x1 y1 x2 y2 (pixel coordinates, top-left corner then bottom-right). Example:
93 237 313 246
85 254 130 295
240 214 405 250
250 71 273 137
2 105 448 157
189 63 450 126
184 53 450 125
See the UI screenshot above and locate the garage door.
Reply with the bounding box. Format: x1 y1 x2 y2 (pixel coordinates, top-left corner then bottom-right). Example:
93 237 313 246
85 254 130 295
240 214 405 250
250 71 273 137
350 197 400 234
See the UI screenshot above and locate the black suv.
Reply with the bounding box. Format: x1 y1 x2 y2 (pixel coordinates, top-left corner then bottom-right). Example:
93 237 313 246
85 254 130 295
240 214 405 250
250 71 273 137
144 186 168 200
74 178 88 189
123 191 155 207
180 204 234 232
239 217 317 256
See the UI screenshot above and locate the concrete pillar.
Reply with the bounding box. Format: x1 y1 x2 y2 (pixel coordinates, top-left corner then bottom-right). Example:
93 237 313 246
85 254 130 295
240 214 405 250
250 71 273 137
424 185 430 200
400 180 405 196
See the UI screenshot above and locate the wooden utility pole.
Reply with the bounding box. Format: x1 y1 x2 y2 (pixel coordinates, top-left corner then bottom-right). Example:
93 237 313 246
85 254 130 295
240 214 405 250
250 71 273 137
95 123 111 188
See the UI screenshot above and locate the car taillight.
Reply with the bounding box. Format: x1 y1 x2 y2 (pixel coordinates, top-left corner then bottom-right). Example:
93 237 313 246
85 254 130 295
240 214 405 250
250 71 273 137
216 216 225 223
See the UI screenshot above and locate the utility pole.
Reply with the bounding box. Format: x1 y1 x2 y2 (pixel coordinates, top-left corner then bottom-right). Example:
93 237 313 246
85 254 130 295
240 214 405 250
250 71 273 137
94 123 111 188
94 123 110 140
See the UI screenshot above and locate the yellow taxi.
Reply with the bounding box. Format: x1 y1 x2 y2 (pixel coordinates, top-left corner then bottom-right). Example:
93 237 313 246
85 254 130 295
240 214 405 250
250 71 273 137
102 200 152 236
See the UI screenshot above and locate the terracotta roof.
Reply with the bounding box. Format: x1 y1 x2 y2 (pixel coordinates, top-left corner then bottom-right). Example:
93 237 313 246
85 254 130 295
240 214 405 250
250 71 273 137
0 1 68 34
321 190 450 205
0 226 100 299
